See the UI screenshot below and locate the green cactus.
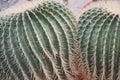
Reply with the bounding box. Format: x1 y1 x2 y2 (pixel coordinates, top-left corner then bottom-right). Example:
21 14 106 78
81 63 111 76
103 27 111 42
77 1 120 80
0 1 76 80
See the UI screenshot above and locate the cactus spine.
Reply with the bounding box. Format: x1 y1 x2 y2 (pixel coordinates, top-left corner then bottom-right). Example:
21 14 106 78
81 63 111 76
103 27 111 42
0 1 76 80
77 1 120 80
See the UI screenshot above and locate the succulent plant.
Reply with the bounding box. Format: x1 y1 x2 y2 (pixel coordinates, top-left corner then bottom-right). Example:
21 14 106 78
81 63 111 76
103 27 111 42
0 1 76 80
77 0 120 80
1 0 120 80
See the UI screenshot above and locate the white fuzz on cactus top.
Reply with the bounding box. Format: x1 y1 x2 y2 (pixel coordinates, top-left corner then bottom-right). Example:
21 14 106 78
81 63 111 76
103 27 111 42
0 0 44 16
80 0 120 17
0 0 63 17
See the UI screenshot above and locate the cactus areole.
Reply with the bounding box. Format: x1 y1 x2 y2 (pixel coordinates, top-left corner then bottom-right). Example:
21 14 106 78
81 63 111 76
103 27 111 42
77 1 120 80
0 1 76 80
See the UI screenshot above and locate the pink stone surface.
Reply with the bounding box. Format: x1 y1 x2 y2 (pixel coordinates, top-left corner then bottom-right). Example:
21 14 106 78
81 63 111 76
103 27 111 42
13 0 28 6
67 0 94 19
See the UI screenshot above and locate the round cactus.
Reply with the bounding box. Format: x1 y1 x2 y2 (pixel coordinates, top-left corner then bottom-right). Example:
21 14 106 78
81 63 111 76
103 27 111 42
77 1 120 80
0 1 76 80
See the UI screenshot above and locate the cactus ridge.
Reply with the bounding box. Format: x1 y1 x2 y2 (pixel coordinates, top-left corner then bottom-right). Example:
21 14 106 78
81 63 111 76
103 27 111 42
77 8 120 80
0 1 76 80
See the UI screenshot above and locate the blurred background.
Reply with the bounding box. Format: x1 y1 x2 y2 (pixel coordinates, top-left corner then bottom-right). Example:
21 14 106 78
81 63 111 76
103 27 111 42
0 0 18 11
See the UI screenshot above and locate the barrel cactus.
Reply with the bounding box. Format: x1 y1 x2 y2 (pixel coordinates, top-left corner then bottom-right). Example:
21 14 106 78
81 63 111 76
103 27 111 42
76 0 120 80
0 1 76 80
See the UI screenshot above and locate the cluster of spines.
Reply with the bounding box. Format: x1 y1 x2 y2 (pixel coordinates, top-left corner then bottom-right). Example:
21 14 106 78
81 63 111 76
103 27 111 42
77 8 120 80
0 1 76 80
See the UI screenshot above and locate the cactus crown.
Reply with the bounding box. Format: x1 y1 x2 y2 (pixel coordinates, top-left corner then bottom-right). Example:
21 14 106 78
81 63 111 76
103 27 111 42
0 0 49 16
80 1 120 18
